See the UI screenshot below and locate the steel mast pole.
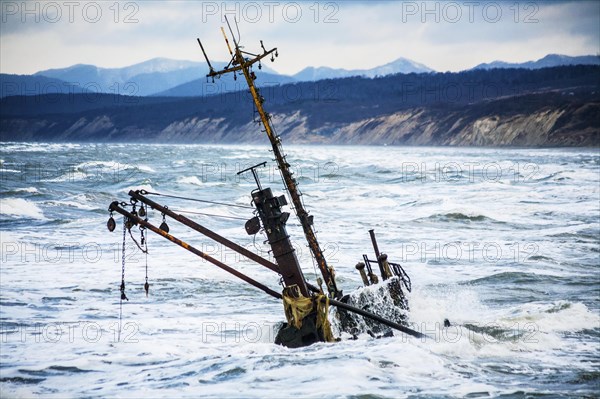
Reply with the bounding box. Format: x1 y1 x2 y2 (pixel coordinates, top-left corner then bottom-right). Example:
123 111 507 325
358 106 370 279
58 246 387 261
207 22 340 298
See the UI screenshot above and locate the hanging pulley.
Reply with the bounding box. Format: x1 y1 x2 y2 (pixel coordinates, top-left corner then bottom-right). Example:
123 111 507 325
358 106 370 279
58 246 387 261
159 212 169 233
107 212 116 232
125 217 134 230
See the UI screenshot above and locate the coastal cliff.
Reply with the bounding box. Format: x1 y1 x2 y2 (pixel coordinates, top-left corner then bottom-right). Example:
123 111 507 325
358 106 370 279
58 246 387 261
1 66 598 146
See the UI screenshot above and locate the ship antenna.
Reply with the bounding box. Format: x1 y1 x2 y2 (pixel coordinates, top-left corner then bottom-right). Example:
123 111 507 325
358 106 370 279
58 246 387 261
235 18 241 43
196 38 215 76
224 15 240 47
227 15 242 45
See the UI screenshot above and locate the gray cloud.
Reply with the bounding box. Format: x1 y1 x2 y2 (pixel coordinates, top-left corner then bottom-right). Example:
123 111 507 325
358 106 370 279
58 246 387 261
1 1 598 75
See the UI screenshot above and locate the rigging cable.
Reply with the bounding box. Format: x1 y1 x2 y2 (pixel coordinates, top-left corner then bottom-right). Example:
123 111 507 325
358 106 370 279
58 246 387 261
235 16 241 44
141 190 253 209
171 209 249 221
128 228 148 253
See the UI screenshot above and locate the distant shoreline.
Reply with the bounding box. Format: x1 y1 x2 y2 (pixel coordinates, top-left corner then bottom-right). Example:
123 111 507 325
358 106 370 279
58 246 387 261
2 66 599 147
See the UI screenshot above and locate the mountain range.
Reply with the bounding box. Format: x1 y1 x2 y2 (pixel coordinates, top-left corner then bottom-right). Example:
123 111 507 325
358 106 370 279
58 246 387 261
2 65 598 147
292 57 434 81
33 58 205 96
2 54 597 99
473 54 599 70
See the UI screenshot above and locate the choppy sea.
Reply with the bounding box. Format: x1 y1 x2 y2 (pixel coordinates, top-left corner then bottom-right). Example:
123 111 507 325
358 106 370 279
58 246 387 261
1 142 599 398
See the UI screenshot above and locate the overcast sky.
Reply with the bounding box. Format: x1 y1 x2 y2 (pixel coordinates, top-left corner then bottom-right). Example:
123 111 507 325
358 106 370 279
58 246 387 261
1 0 598 75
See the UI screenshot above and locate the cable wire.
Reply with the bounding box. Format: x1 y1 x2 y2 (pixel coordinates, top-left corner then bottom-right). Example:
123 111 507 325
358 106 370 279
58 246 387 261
141 190 253 209
171 209 249 221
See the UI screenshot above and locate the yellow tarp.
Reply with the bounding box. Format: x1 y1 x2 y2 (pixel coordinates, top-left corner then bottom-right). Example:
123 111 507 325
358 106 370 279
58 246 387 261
282 291 334 343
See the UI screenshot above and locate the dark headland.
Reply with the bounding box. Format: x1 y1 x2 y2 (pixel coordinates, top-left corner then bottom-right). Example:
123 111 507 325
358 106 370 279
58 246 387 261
1 65 598 147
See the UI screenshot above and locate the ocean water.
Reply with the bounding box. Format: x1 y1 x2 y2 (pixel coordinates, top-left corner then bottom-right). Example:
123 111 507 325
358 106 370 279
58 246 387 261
1 142 598 398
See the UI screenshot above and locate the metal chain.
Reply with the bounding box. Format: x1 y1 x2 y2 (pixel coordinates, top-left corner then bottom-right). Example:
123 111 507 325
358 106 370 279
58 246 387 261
143 210 149 297
120 217 128 301
118 215 128 342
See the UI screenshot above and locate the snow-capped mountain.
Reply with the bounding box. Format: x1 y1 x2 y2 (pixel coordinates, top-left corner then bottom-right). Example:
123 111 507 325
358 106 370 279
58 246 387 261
472 54 599 70
31 58 284 96
33 58 208 96
293 57 433 81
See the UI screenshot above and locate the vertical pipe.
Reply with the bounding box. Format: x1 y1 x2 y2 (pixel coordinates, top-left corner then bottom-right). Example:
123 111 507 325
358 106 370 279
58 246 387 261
369 229 387 280
355 262 370 286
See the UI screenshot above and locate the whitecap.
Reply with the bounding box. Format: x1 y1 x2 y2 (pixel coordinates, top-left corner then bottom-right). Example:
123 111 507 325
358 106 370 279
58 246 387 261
44 171 88 182
0 143 80 153
137 165 156 173
0 198 45 219
501 301 600 333
17 187 40 194
44 200 95 211
177 176 203 186
73 161 135 173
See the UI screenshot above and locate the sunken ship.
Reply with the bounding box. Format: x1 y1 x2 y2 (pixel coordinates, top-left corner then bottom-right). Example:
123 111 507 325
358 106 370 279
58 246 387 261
107 19 425 347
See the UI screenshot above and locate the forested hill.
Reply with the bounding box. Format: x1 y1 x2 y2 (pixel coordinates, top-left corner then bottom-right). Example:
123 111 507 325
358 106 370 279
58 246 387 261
1 65 598 146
